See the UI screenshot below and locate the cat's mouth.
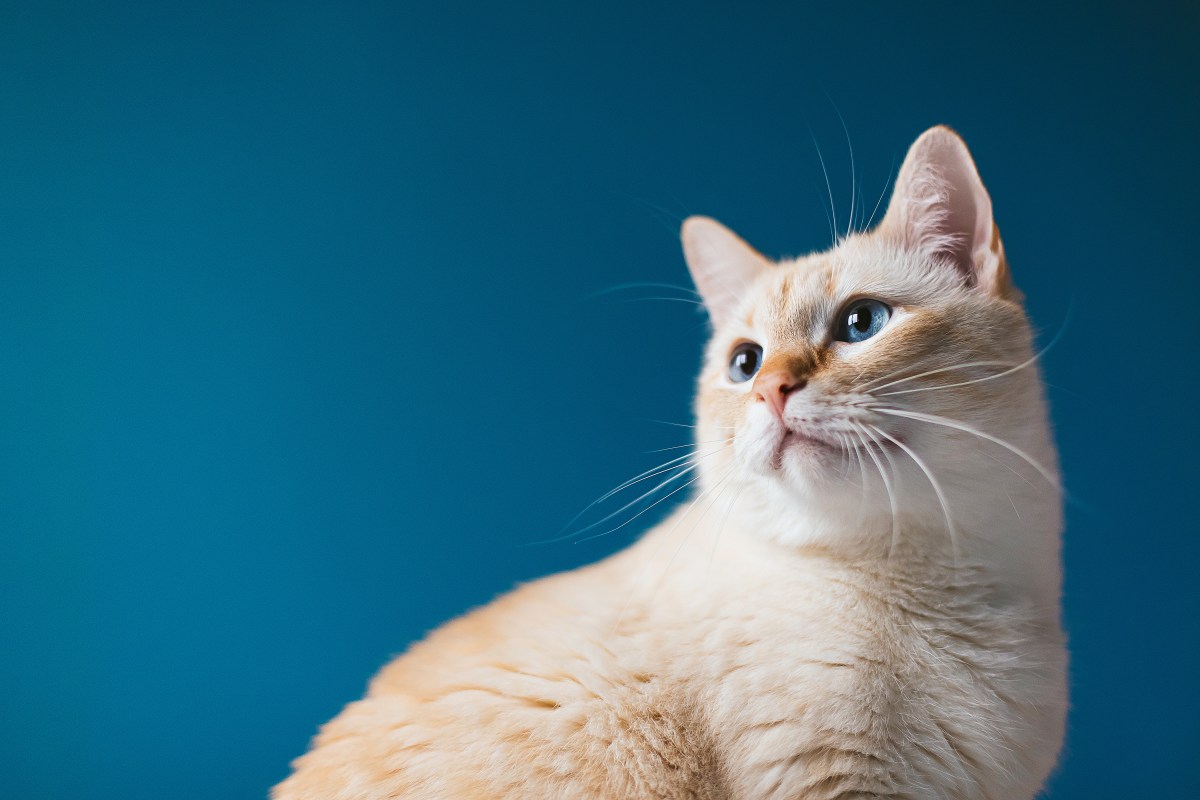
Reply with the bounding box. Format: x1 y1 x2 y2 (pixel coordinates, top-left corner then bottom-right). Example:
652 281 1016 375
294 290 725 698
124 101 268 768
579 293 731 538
769 423 901 471
781 428 832 450
770 427 836 469
740 407 893 475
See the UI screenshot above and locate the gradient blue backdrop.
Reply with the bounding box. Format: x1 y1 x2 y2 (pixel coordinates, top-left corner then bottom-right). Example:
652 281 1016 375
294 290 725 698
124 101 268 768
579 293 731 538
2 2 1196 797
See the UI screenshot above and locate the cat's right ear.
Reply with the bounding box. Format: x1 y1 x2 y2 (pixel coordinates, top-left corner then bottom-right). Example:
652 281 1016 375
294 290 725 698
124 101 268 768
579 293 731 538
681 216 771 327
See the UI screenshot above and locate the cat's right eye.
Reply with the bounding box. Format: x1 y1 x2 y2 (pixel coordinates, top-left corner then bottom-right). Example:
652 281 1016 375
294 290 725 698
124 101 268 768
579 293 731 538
728 342 763 383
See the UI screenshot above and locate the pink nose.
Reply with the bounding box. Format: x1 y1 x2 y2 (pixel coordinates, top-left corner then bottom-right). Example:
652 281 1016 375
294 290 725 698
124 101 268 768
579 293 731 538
753 370 806 419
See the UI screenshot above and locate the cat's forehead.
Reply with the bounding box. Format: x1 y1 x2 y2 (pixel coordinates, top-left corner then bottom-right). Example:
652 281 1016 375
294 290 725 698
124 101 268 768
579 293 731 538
742 249 863 333
748 257 832 331
738 237 935 340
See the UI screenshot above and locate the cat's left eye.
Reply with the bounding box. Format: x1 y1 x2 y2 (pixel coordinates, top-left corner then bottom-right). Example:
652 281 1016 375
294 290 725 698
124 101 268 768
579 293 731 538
834 299 892 344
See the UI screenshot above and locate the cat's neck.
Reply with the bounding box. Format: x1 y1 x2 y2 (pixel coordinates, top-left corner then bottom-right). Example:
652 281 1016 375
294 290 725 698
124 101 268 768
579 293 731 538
656 466 1062 615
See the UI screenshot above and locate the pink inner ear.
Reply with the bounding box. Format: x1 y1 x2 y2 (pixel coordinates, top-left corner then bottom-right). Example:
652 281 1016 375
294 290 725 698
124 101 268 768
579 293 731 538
680 216 771 327
928 140 994 284
881 127 998 290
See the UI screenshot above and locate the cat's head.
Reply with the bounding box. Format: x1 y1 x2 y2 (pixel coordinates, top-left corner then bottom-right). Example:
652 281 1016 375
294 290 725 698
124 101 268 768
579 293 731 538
684 126 1060 571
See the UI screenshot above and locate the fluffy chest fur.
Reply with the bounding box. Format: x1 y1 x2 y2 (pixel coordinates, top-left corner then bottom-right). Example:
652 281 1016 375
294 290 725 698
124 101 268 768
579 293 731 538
643 532 1067 800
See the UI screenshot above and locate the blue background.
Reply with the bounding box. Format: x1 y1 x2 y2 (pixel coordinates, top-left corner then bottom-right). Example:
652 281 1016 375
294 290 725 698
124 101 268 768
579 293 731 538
2 2 1196 797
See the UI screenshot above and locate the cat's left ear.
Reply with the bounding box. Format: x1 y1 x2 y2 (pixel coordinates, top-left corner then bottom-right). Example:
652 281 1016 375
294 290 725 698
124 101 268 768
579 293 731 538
878 126 1017 300
681 216 772 327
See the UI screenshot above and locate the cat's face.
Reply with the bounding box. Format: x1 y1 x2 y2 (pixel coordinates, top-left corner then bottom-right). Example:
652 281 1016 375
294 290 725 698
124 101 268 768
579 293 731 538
684 127 1059 562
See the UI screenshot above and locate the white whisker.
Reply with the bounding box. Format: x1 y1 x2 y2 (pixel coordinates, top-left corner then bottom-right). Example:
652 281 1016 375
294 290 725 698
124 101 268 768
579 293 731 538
708 472 744 577
854 422 901 559
611 463 736 636
614 296 707 308
573 469 707 544
596 446 726 506
967 443 1039 493
810 128 839 247
590 281 702 299
871 406 1059 491
869 423 959 565
528 458 706 546
645 438 730 454
552 449 707 538
861 305 1072 396
648 466 739 604
847 427 869 513
863 156 896 232
878 350 1042 397
641 419 736 431
855 360 1016 395
831 103 856 238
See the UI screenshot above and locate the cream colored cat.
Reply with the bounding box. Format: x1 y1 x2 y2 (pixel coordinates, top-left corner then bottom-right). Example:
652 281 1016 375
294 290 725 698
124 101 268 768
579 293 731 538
275 126 1067 800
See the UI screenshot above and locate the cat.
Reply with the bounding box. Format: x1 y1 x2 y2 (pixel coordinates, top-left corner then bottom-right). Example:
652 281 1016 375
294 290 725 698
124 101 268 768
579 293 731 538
274 126 1067 800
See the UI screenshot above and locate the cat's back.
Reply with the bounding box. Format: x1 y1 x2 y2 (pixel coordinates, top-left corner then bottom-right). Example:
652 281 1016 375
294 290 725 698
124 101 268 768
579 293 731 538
273 530 732 799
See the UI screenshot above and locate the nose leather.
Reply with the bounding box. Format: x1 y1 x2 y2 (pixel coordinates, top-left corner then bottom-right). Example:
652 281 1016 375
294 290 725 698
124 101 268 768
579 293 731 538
753 369 807 419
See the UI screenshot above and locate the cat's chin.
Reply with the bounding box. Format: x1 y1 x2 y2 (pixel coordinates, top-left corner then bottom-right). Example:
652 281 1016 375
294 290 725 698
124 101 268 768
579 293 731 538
773 433 856 493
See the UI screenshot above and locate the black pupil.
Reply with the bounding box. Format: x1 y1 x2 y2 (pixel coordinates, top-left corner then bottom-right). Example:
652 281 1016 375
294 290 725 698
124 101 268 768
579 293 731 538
850 306 872 333
736 348 758 376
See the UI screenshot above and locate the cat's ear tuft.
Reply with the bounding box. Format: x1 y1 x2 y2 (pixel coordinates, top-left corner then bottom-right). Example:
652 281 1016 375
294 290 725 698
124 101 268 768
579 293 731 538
878 126 1016 299
681 216 771 327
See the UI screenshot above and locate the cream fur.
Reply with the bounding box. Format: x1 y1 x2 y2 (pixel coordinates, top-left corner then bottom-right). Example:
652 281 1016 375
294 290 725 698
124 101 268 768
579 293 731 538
274 126 1066 800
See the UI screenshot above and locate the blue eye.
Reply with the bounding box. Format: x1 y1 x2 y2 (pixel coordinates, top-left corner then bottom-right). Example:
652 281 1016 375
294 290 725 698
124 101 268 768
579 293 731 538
835 299 891 343
728 341 763 382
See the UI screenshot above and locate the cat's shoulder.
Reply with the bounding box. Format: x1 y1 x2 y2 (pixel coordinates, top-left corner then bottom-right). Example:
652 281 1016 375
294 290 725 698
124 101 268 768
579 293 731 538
368 548 632 698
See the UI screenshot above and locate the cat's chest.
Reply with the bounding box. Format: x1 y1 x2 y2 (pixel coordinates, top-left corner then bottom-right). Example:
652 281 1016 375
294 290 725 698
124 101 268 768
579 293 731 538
661 560 1058 800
